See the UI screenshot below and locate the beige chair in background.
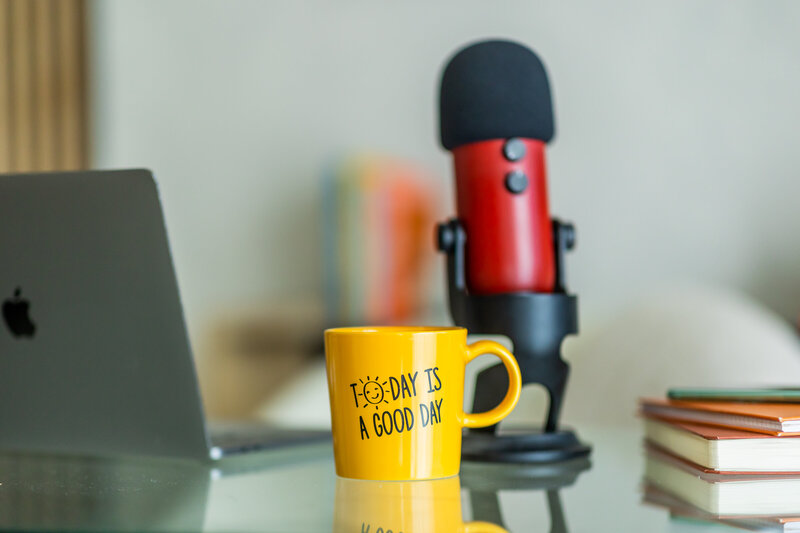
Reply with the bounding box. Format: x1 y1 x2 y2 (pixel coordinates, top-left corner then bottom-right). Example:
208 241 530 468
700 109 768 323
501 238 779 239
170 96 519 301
560 284 800 427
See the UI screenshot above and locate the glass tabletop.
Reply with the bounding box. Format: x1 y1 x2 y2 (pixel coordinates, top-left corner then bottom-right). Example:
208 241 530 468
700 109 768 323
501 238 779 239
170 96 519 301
0 425 748 532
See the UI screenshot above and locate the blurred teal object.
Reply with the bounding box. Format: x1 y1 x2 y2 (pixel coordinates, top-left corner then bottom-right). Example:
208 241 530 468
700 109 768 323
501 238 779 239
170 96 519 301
668 387 800 403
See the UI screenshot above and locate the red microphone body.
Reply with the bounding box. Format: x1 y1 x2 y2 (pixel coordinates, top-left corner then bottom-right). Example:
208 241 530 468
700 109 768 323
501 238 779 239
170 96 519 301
453 138 554 294
439 39 559 296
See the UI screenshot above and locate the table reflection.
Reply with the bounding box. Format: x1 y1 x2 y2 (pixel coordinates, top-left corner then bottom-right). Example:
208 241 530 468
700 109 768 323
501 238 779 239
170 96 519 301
642 446 800 531
0 451 210 531
643 482 800 532
461 457 591 532
334 476 507 533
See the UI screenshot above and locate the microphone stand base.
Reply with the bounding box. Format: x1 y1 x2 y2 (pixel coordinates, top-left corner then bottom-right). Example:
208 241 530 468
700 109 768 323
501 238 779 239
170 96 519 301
462 428 591 464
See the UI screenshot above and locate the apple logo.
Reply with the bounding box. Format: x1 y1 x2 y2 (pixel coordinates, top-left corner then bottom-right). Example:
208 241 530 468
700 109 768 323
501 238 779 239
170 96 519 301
2 287 36 338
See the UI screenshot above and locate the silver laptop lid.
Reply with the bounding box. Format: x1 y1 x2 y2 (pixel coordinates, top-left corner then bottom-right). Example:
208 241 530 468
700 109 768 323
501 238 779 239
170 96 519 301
0 169 210 459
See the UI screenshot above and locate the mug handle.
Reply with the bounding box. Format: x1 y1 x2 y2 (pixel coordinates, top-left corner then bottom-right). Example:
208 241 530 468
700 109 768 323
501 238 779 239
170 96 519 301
463 520 510 533
460 340 522 428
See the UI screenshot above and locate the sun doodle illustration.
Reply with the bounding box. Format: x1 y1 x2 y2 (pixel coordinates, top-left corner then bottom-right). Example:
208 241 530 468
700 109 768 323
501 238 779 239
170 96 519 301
357 376 391 410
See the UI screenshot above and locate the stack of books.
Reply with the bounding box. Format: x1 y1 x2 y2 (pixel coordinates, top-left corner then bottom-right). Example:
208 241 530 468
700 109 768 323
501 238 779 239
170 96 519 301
640 389 800 530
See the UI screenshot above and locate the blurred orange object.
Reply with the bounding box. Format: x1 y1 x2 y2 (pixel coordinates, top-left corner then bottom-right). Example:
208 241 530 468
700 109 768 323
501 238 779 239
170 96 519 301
323 155 438 326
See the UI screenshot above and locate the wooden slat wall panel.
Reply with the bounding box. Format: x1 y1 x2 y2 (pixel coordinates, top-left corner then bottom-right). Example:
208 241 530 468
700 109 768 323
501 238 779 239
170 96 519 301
0 1 11 172
0 0 87 173
55 0 86 170
10 0 33 172
33 0 57 171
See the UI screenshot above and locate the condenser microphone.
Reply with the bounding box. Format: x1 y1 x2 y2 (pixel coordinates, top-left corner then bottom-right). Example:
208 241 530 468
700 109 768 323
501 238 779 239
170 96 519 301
439 39 556 294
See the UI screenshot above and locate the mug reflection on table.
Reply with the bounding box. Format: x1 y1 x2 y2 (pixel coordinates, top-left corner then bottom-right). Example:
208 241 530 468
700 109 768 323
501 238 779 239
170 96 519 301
334 476 508 533
324 326 522 480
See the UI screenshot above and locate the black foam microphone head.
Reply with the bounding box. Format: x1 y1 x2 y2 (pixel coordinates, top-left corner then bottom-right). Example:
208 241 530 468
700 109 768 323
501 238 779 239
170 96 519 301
439 39 555 150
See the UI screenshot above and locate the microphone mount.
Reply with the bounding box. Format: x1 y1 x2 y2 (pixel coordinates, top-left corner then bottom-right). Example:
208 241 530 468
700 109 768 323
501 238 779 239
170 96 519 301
437 217 591 463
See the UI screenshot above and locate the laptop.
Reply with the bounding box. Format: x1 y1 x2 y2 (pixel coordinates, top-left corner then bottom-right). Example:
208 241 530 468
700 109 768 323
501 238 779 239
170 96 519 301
0 169 329 460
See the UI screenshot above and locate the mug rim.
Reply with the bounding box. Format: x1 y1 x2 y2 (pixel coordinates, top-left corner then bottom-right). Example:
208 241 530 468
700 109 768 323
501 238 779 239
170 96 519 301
325 326 466 336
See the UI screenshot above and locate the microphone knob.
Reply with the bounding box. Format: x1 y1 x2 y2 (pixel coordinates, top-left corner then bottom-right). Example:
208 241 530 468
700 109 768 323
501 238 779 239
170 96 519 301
437 222 455 252
502 138 527 161
504 170 529 194
562 223 576 250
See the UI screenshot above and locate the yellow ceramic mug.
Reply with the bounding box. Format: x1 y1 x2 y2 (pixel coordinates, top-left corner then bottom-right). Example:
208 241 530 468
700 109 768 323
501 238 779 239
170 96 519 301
324 326 522 480
334 476 508 533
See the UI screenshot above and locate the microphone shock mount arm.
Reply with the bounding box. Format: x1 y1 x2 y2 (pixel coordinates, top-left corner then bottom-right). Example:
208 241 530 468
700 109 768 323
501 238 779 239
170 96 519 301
436 218 591 463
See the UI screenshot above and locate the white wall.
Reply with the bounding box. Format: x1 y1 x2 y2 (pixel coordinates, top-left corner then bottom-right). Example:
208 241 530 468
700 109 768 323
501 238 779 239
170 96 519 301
91 0 800 347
